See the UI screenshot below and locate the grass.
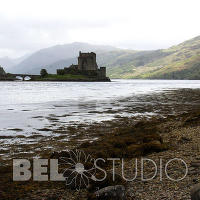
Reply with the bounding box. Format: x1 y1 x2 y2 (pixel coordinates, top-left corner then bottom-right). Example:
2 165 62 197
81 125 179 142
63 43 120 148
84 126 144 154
35 74 110 81
36 74 89 81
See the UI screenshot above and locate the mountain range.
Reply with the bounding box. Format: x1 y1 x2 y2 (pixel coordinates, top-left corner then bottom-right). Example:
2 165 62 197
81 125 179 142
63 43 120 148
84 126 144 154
1 36 200 79
4 43 118 74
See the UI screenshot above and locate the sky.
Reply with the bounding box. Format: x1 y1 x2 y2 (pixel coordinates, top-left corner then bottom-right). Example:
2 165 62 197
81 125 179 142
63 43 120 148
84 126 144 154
0 0 200 58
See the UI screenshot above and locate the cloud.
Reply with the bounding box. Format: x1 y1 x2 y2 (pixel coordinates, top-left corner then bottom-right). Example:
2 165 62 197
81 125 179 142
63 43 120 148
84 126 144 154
0 0 200 57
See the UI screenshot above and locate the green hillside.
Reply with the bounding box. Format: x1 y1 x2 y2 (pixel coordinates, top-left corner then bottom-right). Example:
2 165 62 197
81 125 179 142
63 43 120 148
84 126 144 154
6 36 200 79
105 36 200 79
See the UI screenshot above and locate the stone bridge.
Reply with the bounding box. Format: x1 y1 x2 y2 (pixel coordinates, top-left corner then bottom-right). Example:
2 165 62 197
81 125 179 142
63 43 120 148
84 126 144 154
12 74 40 81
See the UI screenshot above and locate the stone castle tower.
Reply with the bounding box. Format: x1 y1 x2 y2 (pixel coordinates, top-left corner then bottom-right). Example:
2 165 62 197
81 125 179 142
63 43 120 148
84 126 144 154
57 51 109 81
78 51 98 71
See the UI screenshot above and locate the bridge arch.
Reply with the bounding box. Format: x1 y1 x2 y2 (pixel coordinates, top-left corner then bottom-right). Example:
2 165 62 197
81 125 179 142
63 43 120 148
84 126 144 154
13 74 40 81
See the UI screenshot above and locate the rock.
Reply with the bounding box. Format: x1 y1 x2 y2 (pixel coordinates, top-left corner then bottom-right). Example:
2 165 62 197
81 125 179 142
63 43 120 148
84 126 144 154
191 184 200 200
88 172 125 192
193 178 199 183
191 162 200 167
93 185 126 200
180 136 192 142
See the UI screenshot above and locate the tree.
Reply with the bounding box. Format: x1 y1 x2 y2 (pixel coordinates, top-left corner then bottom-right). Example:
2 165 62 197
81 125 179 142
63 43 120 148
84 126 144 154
40 69 48 78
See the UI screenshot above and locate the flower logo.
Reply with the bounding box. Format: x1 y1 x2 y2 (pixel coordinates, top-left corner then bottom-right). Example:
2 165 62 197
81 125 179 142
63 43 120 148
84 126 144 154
59 150 96 191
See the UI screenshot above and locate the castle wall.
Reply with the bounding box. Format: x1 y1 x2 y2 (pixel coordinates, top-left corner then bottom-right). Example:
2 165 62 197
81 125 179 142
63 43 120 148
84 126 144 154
78 52 98 71
97 67 106 79
56 52 109 80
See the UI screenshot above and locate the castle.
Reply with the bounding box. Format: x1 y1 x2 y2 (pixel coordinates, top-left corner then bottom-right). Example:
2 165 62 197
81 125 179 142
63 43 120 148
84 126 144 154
0 66 6 76
57 51 109 81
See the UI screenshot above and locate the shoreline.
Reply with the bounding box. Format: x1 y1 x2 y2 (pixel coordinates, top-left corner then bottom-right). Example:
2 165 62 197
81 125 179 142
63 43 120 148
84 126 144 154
1 88 200 161
1 88 200 199
0 79 111 82
1 110 200 199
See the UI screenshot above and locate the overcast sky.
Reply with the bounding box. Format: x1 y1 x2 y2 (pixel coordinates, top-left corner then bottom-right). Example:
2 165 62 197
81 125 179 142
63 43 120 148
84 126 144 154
0 0 200 58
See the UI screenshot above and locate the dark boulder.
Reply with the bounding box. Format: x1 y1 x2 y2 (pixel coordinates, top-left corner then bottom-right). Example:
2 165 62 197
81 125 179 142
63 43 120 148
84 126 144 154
89 185 126 200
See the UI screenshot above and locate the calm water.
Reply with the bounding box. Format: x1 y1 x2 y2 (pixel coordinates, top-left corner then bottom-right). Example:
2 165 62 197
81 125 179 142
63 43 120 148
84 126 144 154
1 79 200 137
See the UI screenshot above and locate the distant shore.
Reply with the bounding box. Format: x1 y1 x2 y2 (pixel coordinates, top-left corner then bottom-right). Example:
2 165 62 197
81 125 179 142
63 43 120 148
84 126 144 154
33 78 111 82
0 74 111 82
0 77 17 81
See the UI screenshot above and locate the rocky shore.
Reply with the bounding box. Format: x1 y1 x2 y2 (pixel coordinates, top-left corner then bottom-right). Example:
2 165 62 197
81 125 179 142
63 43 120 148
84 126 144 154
126 111 200 199
1 89 200 199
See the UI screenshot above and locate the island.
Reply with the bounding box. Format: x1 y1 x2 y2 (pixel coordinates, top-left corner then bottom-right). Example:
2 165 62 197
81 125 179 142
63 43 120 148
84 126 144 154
0 52 111 82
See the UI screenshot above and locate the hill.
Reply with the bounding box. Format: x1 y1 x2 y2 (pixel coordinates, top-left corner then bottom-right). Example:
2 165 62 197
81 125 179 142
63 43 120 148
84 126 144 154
108 36 200 79
0 57 16 71
0 55 30 72
45 49 171 75
4 36 200 79
8 43 117 74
